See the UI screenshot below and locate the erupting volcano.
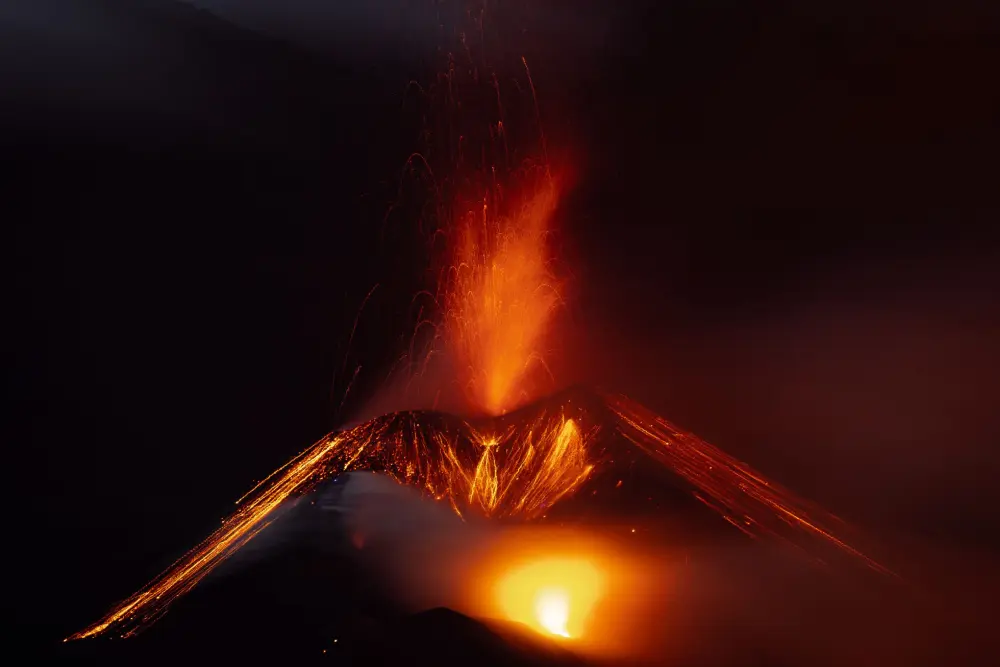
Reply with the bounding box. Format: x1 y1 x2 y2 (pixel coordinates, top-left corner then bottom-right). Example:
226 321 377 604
68 4 894 650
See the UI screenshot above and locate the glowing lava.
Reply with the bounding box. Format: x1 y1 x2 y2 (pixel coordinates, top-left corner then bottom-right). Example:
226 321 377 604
443 178 563 416
453 415 592 519
496 558 603 639
536 589 571 637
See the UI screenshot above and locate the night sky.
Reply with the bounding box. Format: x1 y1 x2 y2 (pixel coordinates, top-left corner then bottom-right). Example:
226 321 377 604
6 0 1000 656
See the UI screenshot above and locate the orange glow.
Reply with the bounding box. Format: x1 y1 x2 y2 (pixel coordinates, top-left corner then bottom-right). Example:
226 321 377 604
69 410 593 639
70 396 892 640
443 179 563 416
444 415 593 519
607 393 896 576
496 558 603 638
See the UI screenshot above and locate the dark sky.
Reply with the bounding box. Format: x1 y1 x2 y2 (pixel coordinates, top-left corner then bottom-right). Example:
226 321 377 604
6 0 1000 656
179 0 613 53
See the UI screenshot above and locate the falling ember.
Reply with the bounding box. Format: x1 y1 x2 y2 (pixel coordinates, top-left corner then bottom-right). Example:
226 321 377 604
443 176 563 416
496 558 603 639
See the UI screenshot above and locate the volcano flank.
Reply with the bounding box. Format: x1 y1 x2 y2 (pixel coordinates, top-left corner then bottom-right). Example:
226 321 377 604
68 385 892 655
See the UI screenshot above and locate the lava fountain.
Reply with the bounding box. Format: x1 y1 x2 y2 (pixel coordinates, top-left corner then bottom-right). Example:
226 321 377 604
443 177 563 416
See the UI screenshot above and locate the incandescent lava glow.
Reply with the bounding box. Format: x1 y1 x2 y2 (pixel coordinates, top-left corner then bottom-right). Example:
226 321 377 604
455 416 592 520
535 588 571 637
496 558 603 639
443 178 562 416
